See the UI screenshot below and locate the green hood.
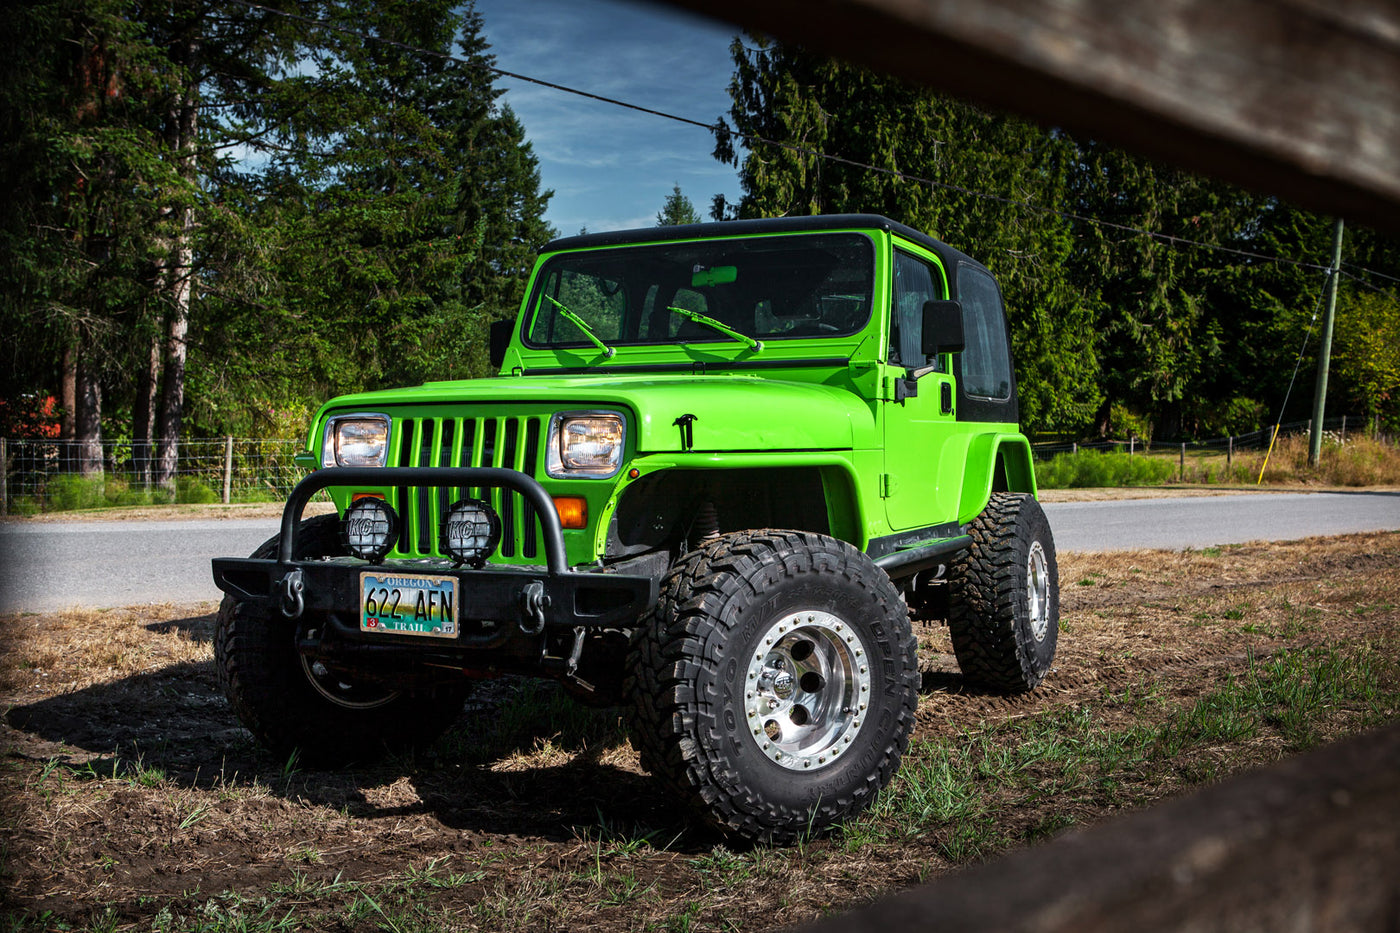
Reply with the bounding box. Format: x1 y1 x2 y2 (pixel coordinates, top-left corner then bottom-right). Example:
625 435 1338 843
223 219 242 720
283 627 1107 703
321 373 875 453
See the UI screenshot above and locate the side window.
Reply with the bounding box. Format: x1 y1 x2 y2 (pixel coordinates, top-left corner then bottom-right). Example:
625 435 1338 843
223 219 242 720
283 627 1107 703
957 266 1012 400
889 251 940 368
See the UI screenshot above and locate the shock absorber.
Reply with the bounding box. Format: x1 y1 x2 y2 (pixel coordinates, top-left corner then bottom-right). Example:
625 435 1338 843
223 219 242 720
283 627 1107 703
693 499 720 542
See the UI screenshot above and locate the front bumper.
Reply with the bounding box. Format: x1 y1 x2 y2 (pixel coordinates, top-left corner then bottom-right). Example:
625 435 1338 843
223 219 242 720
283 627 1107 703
211 467 657 677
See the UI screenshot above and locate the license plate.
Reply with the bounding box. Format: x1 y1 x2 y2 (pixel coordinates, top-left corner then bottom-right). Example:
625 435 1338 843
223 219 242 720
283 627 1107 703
359 572 458 638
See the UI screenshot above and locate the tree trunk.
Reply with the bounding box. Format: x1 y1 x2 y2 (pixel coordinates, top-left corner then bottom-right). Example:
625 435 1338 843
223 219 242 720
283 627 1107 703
60 341 78 472
134 335 160 487
75 357 102 477
155 29 199 494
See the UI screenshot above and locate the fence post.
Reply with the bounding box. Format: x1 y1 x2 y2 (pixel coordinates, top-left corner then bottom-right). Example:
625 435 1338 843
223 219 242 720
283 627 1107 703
1129 436 1136 456
1180 443 1185 481
222 436 234 505
1341 415 1347 442
1227 436 1234 470
1 438 7 518
1072 442 1078 455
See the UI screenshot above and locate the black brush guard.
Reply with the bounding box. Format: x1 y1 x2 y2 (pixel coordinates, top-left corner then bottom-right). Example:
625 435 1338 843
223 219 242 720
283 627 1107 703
211 467 658 681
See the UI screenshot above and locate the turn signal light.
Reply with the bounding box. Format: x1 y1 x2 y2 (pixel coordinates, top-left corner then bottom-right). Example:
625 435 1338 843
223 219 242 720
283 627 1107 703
553 496 588 529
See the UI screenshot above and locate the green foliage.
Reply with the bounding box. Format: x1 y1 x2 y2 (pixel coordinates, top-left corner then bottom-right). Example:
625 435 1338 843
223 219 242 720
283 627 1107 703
174 476 217 504
656 183 702 226
190 2 554 435
714 37 1400 437
3 1 555 445
1332 288 1400 432
715 38 1102 433
42 475 164 511
1036 450 1177 488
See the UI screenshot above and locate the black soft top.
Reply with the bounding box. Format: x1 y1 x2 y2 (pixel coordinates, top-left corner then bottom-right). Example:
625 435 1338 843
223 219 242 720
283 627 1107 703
542 214 989 278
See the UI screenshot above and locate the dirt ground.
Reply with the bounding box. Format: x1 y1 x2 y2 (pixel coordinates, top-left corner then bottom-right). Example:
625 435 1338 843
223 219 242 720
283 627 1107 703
2 531 1398 930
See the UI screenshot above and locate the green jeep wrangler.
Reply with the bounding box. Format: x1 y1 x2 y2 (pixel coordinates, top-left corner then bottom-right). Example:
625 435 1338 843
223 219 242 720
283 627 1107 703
212 213 1059 843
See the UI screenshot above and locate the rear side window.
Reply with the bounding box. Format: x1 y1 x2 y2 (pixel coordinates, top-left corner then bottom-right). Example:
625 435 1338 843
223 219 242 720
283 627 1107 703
957 266 1012 400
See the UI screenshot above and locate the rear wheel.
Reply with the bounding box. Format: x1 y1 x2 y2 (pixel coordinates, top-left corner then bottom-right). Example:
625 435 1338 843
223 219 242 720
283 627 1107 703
626 530 918 843
947 493 1059 691
214 513 468 765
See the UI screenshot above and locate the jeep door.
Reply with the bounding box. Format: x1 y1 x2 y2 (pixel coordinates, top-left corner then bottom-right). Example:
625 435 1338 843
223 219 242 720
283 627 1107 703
881 247 963 532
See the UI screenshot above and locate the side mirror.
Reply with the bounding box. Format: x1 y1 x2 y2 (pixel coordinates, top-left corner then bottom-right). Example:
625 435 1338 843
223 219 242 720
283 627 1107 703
489 319 514 369
921 300 964 356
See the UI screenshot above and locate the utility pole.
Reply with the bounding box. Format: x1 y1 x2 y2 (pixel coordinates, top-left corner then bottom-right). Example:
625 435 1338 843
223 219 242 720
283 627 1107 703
1309 219 1345 466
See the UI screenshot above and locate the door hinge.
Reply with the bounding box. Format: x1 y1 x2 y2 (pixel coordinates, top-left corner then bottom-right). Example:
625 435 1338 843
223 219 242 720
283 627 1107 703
879 473 898 498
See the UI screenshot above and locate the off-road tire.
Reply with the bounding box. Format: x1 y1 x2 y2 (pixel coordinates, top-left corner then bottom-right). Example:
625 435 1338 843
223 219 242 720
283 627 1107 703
947 493 1059 692
626 530 918 844
214 513 468 766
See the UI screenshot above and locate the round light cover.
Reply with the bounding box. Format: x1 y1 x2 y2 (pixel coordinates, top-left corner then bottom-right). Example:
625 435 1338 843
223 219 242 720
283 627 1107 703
341 497 399 563
441 498 502 568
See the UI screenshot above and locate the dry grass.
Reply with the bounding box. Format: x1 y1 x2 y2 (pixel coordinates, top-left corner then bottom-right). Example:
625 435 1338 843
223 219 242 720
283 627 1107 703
2 533 1399 931
1246 433 1400 486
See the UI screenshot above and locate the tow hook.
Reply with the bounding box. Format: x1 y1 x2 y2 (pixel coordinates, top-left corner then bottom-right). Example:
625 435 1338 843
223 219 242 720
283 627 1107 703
520 581 551 635
278 569 305 619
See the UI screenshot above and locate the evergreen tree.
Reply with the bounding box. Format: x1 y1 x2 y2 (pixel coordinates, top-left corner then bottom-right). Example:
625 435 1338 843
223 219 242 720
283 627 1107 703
657 183 701 225
0 0 186 473
712 35 1400 439
714 37 1100 433
190 1 555 434
3 0 557 452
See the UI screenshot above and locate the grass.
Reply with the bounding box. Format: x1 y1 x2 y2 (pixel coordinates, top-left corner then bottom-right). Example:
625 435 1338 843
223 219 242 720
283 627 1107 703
1036 433 1400 488
3 534 1399 932
854 642 1397 859
6 474 291 515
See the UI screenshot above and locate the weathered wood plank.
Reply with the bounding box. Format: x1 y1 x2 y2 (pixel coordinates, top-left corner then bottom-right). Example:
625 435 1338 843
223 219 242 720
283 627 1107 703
799 722 1400 932
663 0 1400 228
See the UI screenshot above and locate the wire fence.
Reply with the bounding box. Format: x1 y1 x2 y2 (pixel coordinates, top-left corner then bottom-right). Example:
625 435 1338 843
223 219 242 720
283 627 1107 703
0 414 1390 514
1029 414 1375 460
0 437 306 515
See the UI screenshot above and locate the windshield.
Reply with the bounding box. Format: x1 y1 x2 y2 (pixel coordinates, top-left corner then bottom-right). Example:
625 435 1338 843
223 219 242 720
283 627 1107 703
523 233 874 351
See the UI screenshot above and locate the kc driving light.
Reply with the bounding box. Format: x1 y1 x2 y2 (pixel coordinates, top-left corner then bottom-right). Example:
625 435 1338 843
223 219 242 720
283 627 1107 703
322 414 390 468
546 411 625 478
341 497 398 562
441 498 502 567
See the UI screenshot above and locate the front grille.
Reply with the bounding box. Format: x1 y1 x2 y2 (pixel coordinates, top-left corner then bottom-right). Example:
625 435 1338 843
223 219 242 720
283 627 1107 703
388 415 545 561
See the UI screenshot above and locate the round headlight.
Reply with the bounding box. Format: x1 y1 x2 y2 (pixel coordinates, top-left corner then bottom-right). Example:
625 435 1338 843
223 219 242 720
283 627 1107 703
441 498 501 568
341 497 399 563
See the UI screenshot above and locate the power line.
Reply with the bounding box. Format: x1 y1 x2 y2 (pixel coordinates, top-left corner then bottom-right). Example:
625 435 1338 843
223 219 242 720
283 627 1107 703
1342 263 1400 288
227 0 1399 284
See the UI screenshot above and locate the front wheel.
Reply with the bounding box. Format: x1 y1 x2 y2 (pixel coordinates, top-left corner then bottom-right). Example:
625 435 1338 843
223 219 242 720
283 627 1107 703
214 513 469 766
947 493 1060 692
626 530 918 844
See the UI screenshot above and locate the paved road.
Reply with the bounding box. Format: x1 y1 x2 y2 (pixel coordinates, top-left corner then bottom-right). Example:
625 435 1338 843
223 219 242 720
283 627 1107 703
0 519 278 614
1042 490 1400 552
3 491 1399 613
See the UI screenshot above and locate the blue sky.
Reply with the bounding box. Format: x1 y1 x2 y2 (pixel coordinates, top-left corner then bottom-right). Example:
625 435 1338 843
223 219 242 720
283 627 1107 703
471 0 744 236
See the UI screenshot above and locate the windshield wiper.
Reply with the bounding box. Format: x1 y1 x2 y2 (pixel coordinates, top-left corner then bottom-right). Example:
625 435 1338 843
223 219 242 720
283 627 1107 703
545 295 615 359
665 306 763 352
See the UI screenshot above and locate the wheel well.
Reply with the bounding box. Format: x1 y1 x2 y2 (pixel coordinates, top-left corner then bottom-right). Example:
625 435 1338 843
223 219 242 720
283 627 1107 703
606 467 844 559
995 442 1037 494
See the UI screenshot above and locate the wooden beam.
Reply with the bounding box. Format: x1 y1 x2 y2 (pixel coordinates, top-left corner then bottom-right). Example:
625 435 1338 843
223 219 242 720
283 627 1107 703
661 0 1400 230
800 722 1400 933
